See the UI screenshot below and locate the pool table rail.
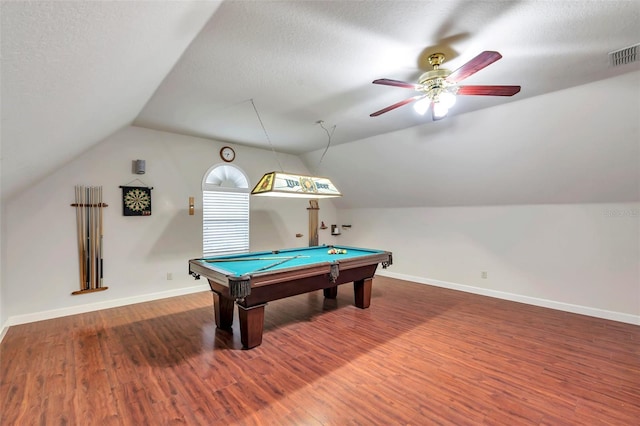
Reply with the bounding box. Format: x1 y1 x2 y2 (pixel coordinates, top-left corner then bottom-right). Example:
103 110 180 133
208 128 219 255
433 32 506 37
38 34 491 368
188 249 392 300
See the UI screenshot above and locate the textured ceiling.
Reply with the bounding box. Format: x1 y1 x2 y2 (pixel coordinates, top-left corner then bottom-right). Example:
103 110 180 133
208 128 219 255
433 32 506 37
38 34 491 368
1 1 639 201
0 0 223 199
134 0 640 153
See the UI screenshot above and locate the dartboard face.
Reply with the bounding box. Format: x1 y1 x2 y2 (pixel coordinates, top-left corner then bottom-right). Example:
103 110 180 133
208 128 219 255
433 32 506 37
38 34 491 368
122 187 152 216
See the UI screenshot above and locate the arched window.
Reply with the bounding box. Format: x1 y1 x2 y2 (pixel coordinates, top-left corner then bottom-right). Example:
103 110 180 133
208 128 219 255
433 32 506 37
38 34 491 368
202 164 250 256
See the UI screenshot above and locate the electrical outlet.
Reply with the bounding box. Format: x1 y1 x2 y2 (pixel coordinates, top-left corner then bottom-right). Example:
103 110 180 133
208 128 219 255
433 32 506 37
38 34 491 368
481 271 488 279
167 272 173 280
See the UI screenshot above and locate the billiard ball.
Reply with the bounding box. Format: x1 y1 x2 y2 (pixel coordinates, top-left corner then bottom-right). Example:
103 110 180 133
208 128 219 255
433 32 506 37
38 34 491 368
328 248 347 255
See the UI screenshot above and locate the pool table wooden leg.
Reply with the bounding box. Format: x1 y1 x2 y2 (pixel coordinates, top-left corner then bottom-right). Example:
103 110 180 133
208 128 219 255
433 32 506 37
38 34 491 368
323 286 338 299
212 291 234 329
354 278 372 309
238 304 266 349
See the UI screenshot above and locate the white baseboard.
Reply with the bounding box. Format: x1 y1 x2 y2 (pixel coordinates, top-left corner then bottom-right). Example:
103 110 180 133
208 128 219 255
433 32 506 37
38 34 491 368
0 325 7 344
0 284 210 343
377 271 640 326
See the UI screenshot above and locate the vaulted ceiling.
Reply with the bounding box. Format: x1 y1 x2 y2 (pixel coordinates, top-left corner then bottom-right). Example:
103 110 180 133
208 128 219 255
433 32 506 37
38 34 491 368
2 1 639 201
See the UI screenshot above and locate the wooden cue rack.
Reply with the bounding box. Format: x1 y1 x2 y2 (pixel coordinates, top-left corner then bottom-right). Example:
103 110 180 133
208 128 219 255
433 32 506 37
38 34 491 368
71 185 108 295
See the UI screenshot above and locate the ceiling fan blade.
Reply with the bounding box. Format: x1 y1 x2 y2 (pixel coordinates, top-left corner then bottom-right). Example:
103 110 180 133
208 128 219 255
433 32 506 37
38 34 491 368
372 78 423 90
457 85 521 96
446 51 502 83
370 95 426 117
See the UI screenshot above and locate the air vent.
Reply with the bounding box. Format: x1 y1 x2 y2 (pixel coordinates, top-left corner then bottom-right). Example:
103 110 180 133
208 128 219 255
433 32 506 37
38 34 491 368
609 43 639 67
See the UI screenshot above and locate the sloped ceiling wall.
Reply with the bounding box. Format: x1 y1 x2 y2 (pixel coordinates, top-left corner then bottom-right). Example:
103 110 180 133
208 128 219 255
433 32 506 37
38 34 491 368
301 71 640 209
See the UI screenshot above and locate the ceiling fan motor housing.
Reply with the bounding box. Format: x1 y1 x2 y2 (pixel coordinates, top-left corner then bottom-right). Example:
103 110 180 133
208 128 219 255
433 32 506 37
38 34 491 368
418 69 457 101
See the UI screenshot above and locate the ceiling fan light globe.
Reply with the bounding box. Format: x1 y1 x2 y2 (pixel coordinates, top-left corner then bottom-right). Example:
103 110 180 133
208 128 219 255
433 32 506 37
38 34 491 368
413 98 430 115
440 91 457 109
433 102 449 118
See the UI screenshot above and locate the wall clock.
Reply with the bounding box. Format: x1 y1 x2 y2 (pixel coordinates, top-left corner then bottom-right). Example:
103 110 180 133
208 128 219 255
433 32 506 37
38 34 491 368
121 186 152 216
220 146 236 162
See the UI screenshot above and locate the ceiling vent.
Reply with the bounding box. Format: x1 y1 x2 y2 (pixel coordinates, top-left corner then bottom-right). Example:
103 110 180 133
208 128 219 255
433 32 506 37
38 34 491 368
609 43 639 67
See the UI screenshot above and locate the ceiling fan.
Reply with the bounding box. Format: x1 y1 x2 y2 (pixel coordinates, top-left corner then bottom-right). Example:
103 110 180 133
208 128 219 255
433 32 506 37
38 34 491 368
370 51 521 120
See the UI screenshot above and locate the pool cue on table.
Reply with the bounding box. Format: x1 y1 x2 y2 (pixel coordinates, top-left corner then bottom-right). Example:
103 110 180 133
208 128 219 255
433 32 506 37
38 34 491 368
204 256 310 263
252 255 302 272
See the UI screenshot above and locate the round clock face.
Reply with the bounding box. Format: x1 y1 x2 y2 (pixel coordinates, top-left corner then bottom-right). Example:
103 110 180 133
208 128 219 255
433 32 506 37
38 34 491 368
124 188 151 212
220 146 235 162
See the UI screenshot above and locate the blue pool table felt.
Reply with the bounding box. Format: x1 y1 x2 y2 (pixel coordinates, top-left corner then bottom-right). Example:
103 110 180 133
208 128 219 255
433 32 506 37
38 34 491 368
196 246 384 276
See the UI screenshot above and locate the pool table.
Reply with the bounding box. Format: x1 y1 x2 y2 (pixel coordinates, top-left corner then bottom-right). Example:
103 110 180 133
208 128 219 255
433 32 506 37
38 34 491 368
188 245 392 349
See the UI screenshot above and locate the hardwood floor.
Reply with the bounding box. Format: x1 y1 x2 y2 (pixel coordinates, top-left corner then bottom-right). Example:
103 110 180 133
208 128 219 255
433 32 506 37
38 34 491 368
1 276 639 425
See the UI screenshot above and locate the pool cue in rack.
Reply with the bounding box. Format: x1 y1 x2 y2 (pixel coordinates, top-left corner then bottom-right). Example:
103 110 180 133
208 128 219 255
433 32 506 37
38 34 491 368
71 185 109 295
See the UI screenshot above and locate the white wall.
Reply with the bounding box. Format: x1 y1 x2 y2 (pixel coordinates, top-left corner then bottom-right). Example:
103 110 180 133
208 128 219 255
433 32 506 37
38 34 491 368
335 203 639 324
2 126 337 327
304 71 640 210
299 72 640 324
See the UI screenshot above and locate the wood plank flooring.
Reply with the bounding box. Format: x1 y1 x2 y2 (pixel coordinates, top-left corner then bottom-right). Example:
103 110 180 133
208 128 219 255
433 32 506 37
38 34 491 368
1 276 639 425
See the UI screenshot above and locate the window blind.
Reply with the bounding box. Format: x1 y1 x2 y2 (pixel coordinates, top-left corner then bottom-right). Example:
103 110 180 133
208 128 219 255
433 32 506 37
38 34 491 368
203 190 249 257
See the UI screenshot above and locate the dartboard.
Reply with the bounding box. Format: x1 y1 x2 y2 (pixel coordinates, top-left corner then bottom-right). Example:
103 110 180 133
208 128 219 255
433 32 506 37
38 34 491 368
122 186 152 216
